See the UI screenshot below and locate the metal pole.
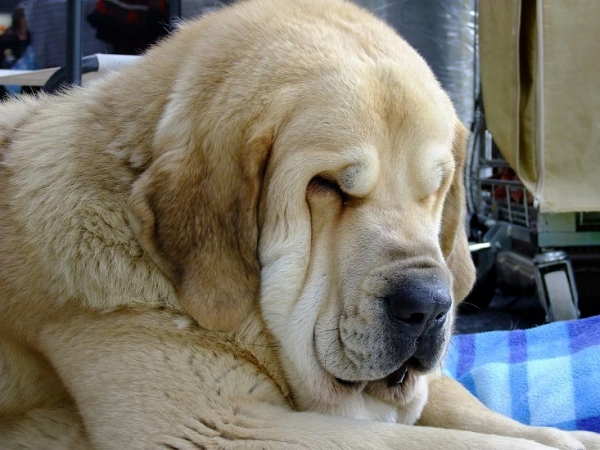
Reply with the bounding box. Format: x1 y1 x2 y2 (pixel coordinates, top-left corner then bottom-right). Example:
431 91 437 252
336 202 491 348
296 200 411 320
66 0 83 86
169 0 182 31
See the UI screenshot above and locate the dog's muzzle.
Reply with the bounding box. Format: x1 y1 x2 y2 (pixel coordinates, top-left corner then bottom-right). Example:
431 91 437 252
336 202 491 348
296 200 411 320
324 269 453 388
383 272 452 374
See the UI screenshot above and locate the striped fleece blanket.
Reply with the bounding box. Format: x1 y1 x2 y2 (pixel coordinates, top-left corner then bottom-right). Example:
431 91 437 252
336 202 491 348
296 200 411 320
444 315 600 432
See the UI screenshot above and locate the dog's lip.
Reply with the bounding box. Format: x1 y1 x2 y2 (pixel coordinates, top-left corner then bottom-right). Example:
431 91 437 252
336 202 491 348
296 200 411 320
334 357 418 388
384 361 410 387
334 377 364 388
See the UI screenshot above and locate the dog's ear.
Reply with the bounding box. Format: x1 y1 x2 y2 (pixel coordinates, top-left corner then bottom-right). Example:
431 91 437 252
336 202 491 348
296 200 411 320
128 127 272 331
440 122 476 303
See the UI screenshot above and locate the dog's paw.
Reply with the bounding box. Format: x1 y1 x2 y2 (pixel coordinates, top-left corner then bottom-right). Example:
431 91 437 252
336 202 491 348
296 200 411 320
568 431 600 450
520 426 587 450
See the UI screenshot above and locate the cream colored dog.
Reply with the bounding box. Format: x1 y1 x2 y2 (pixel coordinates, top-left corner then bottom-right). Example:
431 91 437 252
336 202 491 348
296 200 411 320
0 0 598 449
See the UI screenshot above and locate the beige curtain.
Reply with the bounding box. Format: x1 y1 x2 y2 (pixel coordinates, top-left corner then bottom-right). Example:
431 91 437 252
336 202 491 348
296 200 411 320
479 0 600 213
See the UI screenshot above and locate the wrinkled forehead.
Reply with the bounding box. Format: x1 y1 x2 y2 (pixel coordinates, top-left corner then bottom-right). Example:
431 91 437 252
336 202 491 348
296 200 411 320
278 63 457 191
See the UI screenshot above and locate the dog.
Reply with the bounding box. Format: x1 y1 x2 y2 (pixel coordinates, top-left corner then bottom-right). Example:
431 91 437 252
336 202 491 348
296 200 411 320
1 0 598 448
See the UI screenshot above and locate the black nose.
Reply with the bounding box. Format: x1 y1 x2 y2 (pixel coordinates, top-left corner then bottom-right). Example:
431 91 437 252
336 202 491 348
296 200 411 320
386 276 452 337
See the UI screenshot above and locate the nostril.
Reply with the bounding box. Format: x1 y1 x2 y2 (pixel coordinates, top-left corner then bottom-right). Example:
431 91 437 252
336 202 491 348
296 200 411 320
385 276 452 336
432 312 448 330
396 312 426 325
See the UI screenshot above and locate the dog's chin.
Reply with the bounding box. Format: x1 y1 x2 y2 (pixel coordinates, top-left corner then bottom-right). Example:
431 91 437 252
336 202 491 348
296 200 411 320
327 356 425 400
327 354 441 407
365 358 432 406
334 357 412 387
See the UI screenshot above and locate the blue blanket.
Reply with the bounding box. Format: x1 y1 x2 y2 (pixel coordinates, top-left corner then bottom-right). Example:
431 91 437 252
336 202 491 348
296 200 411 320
444 315 600 432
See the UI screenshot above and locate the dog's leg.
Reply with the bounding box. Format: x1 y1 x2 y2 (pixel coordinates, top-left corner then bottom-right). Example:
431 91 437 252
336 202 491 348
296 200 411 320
0 340 90 448
0 401 91 450
34 309 567 450
157 403 569 450
0 338 68 416
419 375 600 450
569 432 600 450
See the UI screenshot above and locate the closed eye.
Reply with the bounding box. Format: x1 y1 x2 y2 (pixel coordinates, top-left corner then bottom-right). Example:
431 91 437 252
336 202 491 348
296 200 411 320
308 175 349 205
419 160 454 202
438 159 455 190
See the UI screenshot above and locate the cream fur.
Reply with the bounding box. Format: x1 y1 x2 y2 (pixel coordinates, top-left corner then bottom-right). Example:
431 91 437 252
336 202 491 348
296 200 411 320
0 0 598 449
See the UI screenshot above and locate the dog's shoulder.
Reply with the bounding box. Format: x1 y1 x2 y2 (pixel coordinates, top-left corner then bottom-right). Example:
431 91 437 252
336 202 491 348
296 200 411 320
0 86 179 319
0 95 42 151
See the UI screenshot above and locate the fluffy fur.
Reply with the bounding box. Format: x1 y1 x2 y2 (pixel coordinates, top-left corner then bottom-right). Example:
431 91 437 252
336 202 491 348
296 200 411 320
0 0 598 449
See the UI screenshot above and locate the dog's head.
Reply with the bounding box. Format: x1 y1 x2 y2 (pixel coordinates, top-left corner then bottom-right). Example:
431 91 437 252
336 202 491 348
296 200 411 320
128 0 475 421
257 64 475 419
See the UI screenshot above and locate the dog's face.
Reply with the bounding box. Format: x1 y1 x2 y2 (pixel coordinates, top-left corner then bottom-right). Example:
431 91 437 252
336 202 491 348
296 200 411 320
129 0 475 423
257 64 472 418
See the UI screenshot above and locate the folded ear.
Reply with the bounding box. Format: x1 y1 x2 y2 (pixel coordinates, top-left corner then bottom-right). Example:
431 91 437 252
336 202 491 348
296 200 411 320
440 122 476 303
128 128 272 331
